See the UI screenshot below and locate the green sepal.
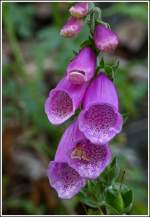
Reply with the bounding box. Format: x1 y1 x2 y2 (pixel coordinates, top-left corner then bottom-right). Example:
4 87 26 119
105 183 133 214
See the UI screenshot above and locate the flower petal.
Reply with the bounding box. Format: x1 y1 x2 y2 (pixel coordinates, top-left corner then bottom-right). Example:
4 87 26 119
79 73 123 144
45 77 88 125
67 47 96 85
69 3 89 18
79 104 123 144
47 161 86 199
93 24 119 52
68 140 111 179
60 17 83 38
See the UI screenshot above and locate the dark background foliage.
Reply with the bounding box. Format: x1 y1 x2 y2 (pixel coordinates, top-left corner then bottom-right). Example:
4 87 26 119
2 2 148 215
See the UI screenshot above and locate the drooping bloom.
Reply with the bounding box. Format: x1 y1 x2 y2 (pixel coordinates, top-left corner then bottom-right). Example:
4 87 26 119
93 24 119 52
49 120 111 181
67 46 96 85
78 72 123 144
47 162 85 199
69 3 89 18
45 77 88 125
47 121 86 199
60 17 83 38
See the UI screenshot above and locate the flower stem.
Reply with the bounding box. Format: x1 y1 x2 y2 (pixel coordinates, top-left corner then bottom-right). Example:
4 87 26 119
3 3 26 76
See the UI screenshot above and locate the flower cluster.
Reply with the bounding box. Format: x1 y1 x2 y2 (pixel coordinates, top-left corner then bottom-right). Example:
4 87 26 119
45 3 122 199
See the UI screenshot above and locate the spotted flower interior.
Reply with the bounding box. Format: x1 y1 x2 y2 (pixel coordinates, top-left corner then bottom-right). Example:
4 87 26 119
48 162 86 199
79 104 123 144
45 90 73 125
68 139 111 179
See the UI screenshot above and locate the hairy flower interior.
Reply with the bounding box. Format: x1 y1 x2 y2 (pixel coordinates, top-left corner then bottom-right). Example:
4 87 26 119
49 162 84 199
69 139 110 178
52 163 81 187
84 104 117 136
71 144 90 162
69 70 85 85
50 90 73 121
70 139 107 164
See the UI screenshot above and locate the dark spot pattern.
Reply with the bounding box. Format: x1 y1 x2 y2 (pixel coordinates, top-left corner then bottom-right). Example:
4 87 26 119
51 162 81 190
69 139 110 178
70 140 108 166
50 91 73 119
84 104 117 137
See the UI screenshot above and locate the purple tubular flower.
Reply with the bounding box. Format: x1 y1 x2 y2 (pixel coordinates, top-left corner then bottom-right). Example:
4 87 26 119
78 72 123 144
47 161 85 199
93 24 119 52
47 122 86 199
66 47 96 85
69 3 89 18
45 77 88 125
53 120 112 179
60 17 83 38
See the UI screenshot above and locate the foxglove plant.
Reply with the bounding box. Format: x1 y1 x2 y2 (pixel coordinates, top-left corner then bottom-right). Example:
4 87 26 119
45 3 133 214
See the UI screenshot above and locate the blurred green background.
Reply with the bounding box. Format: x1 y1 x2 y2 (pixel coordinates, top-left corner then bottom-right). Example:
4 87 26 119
2 2 148 215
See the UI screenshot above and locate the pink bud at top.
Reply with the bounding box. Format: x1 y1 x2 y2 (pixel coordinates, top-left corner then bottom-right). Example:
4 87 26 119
69 3 89 18
60 17 83 38
67 46 96 85
93 24 119 52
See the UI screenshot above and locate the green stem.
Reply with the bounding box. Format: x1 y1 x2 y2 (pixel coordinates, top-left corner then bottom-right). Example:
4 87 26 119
119 170 126 191
51 3 63 27
98 207 104 215
3 3 26 76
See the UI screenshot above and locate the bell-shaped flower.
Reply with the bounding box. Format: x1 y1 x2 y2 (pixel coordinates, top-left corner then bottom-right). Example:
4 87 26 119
47 161 86 199
47 121 86 199
67 46 96 85
78 72 123 144
49 120 111 182
93 24 119 52
60 17 83 38
69 3 89 18
45 77 88 125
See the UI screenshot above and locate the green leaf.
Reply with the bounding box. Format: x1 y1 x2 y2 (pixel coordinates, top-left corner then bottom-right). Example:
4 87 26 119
89 2 95 11
105 189 124 213
96 20 111 29
104 65 113 81
100 157 120 185
122 113 129 125
112 60 120 71
80 39 92 48
122 189 134 213
100 57 105 69
79 191 100 208
105 183 133 214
